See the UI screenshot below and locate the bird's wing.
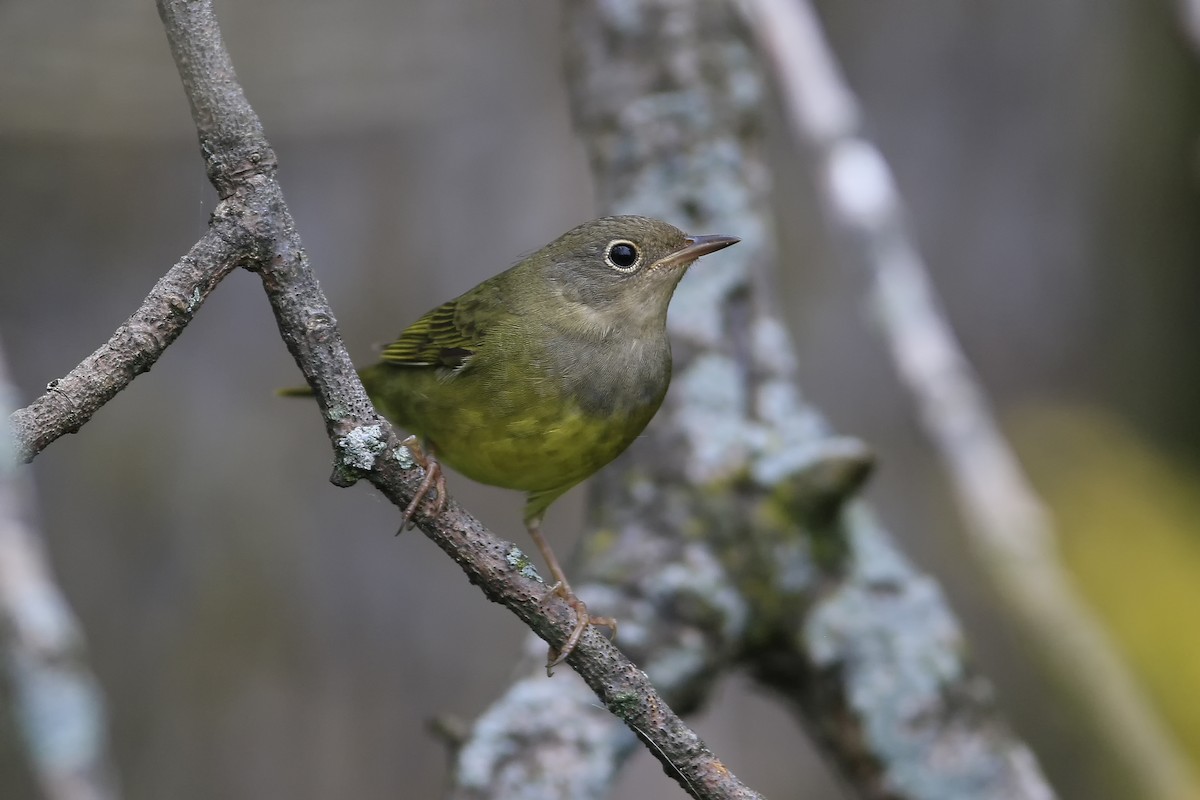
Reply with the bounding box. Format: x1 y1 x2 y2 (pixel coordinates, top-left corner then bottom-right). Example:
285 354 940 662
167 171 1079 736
378 300 476 368
378 282 502 369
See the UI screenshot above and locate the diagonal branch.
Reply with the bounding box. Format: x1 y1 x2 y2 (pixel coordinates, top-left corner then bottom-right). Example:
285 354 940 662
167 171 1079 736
738 0 1200 797
8 229 239 463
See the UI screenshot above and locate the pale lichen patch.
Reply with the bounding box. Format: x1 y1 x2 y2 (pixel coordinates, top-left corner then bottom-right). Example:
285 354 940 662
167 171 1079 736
336 424 386 471
505 547 541 582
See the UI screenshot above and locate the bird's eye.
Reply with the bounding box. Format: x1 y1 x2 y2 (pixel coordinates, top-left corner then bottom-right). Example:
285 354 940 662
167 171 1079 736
605 240 641 272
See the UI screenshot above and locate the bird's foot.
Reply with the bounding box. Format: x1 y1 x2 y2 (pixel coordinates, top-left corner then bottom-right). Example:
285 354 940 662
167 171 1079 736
541 581 617 676
397 435 447 533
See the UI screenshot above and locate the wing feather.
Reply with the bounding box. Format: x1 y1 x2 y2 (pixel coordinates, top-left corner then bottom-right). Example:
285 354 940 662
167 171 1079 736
378 281 503 369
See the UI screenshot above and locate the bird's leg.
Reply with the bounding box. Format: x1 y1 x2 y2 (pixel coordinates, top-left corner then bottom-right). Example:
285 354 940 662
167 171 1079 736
397 435 447 533
526 518 617 675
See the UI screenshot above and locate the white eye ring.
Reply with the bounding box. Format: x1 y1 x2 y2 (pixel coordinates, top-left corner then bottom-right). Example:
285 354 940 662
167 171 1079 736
604 239 642 272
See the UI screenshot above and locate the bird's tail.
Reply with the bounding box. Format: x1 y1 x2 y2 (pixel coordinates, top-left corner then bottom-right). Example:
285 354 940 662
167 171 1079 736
279 365 378 398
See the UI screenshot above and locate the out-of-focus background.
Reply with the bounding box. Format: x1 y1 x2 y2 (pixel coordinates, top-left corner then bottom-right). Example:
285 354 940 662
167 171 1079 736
2 1 1199 798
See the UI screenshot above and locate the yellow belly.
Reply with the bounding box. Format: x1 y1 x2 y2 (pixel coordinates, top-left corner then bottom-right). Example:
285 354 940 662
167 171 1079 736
413 396 655 496
364 364 659 494
361 349 667 518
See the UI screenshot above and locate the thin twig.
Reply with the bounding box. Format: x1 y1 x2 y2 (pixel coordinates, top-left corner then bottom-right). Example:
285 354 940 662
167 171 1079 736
738 0 1200 797
0 335 119 800
8 230 240 463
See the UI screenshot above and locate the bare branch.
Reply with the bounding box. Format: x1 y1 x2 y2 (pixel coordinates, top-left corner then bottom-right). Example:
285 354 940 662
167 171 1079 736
739 0 1200 797
157 0 276 197
8 229 239 463
0 335 119 800
5 1 279 461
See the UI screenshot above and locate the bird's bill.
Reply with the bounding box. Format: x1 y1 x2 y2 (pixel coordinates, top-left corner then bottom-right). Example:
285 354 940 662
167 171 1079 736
652 233 741 269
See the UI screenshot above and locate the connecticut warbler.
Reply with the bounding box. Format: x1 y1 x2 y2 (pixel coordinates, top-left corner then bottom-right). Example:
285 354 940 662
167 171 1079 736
286 215 738 669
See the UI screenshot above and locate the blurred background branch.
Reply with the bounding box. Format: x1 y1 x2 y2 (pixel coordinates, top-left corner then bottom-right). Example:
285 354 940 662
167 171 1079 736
738 1 1200 798
0 335 118 800
449 1 1056 797
1181 0 1200 55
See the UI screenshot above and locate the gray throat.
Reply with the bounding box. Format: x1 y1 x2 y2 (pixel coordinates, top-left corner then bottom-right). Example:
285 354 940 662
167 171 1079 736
542 329 672 416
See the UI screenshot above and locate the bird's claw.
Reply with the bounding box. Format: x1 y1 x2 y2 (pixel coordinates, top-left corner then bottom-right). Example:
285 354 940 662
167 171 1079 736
397 435 448 534
541 582 617 676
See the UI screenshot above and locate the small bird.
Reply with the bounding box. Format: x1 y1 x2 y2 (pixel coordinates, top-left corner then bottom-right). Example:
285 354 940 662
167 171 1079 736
289 216 738 670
